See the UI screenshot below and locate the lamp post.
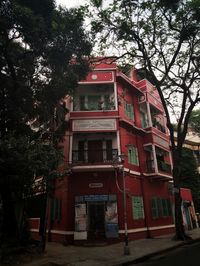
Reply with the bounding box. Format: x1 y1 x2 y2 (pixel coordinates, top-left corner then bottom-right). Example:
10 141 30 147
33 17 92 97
118 154 130 255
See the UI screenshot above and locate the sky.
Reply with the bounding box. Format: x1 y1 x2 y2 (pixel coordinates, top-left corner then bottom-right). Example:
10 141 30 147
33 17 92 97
56 0 87 8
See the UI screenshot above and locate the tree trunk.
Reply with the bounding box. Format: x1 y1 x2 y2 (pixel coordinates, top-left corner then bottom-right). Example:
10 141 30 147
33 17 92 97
172 153 192 240
0 186 19 246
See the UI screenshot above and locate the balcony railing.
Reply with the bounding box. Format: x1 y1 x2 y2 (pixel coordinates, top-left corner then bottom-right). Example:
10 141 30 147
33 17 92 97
157 160 171 173
146 160 171 174
152 119 166 133
72 149 118 164
146 160 155 173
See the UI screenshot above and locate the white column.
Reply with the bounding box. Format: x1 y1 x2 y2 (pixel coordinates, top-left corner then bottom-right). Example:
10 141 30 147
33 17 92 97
152 145 158 173
69 133 73 163
146 102 152 127
114 81 118 111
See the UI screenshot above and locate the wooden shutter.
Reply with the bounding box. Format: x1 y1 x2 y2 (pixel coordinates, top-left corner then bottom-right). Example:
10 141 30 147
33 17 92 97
162 199 168 217
78 141 85 162
151 198 158 219
106 140 112 161
157 198 163 217
132 196 144 220
128 146 139 165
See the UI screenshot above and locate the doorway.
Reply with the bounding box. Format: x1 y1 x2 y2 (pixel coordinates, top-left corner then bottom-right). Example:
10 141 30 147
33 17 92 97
88 202 105 240
88 140 103 163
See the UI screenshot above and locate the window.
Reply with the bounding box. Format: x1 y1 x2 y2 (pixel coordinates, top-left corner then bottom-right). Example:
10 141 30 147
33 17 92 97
132 196 144 220
80 96 86 110
125 101 134 120
128 146 139 165
106 139 113 161
88 95 101 110
151 197 172 219
140 111 148 128
104 95 110 110
151 198 159 219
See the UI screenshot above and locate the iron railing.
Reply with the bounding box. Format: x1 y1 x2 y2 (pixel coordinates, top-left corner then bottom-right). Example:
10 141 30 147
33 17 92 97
72 149 118 164
146 160 171 174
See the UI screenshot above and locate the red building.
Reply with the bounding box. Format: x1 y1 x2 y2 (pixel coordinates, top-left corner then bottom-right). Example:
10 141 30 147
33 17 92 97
28 59 175 244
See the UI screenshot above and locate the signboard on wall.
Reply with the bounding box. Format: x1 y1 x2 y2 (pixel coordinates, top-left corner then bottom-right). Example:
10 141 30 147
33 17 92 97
105 201 119 238
74 203 87 240
75 194 117 202
73 119 117 131
75 203 87 232
89 183 103 188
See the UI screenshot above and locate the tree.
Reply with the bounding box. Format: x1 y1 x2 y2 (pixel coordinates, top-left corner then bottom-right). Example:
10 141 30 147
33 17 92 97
0 0 92 248
0 135 62 246
180 148 200 212
189 109 200 135
88 0 200 240
0 0 91 138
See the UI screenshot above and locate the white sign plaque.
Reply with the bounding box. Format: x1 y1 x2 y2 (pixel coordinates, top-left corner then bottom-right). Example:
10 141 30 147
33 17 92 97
73 119 117 131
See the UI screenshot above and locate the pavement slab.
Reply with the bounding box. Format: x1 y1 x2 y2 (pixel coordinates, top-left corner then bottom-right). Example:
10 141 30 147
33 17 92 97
21 229 200 266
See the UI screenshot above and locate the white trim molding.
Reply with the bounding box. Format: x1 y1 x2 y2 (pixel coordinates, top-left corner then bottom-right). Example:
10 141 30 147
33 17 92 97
119 224 175 234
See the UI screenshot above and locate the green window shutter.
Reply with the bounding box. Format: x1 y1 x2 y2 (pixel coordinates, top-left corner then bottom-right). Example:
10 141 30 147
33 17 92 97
151 198 158 219
141 111 147 128
124 102 128 117
138 197 144 219
128 146 139 165
132 196 144 220
162 199 168 217
133 147 139 165
157 198 163 217
128 147 132 164
127 104 131 118
129 147 133 164
132 197 138 219
124 102 134 120
129 104 134 120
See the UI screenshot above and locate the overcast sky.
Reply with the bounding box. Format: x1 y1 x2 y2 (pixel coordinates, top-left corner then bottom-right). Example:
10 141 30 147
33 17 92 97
56 0 87 8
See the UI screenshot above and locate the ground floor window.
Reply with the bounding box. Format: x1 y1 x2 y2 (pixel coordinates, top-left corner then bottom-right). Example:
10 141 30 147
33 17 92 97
151 197 172 219
132 196 144 220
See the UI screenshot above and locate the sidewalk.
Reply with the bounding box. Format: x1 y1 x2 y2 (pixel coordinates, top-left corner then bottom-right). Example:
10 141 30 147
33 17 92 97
22 229 200 266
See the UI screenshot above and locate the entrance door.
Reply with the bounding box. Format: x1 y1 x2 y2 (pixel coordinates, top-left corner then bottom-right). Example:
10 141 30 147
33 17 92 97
88 202 105 240
88 140 103 163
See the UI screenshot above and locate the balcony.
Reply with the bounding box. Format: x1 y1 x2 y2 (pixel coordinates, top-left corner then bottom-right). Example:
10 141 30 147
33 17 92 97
144 145 172 180
73 84 116 112
152 118 166 133
146 160 171 174
146 160 172 181
146 160 155 173
72 149 118 165
157 160 171 173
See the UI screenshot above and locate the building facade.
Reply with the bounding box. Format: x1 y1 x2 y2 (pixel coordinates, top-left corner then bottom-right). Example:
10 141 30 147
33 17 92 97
28 59 175 244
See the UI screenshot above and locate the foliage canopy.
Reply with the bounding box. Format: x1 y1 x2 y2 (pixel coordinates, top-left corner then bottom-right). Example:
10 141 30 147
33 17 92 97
88 0 200 239
0 0 92 247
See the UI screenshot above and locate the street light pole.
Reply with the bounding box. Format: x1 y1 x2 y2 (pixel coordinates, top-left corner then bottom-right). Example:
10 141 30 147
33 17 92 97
118 154 130 255
122 166 130 255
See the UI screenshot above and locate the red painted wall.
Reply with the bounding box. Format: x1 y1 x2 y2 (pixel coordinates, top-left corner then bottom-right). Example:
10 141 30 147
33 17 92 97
181 188 193 202
30 59 176 244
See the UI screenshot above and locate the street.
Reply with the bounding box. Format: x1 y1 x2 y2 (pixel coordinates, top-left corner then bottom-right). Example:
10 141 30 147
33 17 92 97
132 242 200 266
